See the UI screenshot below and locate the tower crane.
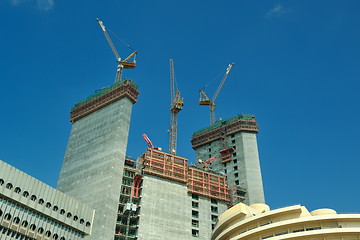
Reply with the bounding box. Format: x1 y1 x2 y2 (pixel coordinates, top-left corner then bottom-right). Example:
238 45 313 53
169 59 184 154
96 18 137 83
199 63 234 125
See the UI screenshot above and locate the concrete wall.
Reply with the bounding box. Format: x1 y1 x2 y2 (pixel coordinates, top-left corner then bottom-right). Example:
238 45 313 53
236 132 264 205
195 131 265 205
194 196 228 240
137 175 192 240
57 97 134 240
137 175 228 240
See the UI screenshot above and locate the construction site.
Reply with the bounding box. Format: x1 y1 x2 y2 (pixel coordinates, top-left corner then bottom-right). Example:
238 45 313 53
0 18 265 240
58 19 265 240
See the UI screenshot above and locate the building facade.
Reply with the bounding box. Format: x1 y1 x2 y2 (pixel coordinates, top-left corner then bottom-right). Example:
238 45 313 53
191 114 265 205
0 160 94 240
57 79 139 240
212 203 360 240
114 149 229 240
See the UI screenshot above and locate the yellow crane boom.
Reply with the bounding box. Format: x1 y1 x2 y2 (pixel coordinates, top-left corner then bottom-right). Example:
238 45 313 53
199 63 234 125
96 18 137 83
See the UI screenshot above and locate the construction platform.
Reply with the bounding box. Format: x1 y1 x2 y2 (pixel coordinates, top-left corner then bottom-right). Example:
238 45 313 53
70 79 139 122
191 114 259 149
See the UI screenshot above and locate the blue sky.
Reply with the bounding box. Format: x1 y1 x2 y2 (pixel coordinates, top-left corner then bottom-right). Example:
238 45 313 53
1 0 360 214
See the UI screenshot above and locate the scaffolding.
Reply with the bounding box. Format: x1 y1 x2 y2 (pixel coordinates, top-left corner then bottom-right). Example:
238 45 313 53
141 148 188 183
219 147 234 163
191 114 259 148
70 80 139 123
188 167 230 202
228 183 247 206
116 159 141 240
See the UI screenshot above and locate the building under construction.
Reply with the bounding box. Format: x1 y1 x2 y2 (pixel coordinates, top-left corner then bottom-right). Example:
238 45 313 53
55 19 265 239
192 114 265 205
53 76 265 240
116 149 229 240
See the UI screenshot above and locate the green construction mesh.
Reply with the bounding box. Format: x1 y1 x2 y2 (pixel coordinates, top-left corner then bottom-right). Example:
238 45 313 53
72 79 138 109
193 114 255 136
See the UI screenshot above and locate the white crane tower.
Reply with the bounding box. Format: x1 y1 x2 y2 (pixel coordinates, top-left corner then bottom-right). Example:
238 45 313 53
96 18 137 83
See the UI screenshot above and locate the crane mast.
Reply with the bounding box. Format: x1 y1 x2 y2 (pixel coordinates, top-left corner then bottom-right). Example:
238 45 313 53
199 63 234 125
96 18 137 83
169 59 184 154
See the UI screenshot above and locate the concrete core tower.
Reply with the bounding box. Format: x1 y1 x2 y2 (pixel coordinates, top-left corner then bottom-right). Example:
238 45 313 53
191 114 265 205
57 80 139 240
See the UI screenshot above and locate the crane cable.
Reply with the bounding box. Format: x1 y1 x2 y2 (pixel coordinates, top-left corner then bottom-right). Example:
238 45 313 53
107 28 136 52
200 70 225 92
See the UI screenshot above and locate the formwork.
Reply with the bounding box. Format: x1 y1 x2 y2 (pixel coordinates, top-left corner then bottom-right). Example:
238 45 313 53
191 114 259 149
141 148 188 183
139 148 231 202
70 79 139 122
188 167 230 202
219 147 234 163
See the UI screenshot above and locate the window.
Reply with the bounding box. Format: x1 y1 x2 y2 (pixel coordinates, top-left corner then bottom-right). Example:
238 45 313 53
53 233 59 239
224 169 227 174
192 220 199 228
4 213 11 220
231 134 235 138
22 220 28 227
223 163 227 167
46 202 51 208
30 195 37 201
211 206 218 213
29 224 36 231
235 180 239 185
208 148 211 152
233 159 237 164
73 215 79 221
80 219 85 224
0 179 4 185
38 227 44 234
211 215 218 222
60 237 65 240
45 231 51 237
211 199 218 205
67 212 72 218
5 183 13 190
208 154 211 158
231 139 236 144
192 194 199 200
13 217 20 224
60 209 65 215
53 206 59 212
232 152 237 157
192 229 199 237
86 222 91 227
212 224 215 230
192 201 199 208
192 210 199 218
234 173 239 178
14 187 21 194
23 191 29 198
0 210 2 217
275 231 288 236
234 166 238 171
38 199 44 205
